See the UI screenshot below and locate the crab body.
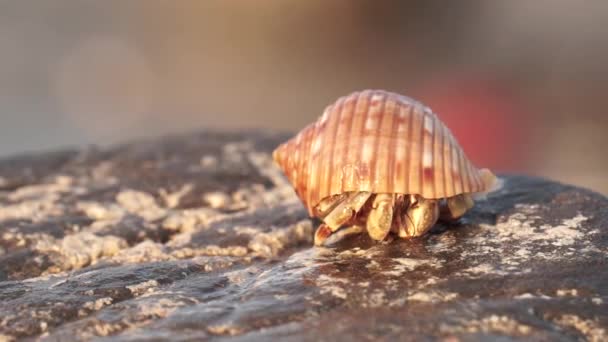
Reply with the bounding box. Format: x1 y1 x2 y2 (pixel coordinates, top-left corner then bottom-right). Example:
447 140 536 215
273 90 497 245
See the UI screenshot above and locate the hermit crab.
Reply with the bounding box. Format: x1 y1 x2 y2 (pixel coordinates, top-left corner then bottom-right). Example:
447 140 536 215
273 90 499 246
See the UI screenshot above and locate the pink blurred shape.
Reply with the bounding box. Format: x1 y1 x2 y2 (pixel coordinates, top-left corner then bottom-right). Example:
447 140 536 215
413 74 531 172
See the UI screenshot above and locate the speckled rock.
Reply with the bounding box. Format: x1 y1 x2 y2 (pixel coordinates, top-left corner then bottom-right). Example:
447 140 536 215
0 131 606 341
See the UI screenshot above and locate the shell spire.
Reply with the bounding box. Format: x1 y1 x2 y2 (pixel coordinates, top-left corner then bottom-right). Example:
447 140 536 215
273 89 498 215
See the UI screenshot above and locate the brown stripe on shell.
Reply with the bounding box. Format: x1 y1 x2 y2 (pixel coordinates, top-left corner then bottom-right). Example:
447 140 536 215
372 92 392 191
302 124 315 198
363 91 386 190
290 133 300 186
321 95 345 203
293 125 309 201
386 94 401 192
464 153 475 193
306 107 329 209
331 93 357 195
290 135 300 183
442 123 454 197
393 103 411 193
403 104 415 195
433 113 445 197
418 108 426 196
285 142 293 183
466 150 477 193
460 143 471 193
461 146 471 192
421 109 435 198
342 90 372 191
469 156 482 192
448 127 463 196
461 152 471 193
456 146 466 193
294 128 308 197
465 156 477 192
462 153 472 193
408 105 423 195
451 141 463 194
291 132 300 199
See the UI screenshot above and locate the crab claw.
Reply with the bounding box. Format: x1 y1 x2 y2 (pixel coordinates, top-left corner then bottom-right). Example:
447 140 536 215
314 224 333 246
366 194 395 241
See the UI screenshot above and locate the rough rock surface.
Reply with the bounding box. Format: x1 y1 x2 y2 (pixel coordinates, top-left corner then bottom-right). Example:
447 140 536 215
0 131 606 341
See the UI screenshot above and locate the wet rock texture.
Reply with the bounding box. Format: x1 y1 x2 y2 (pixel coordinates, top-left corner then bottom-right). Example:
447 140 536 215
0 131 606 341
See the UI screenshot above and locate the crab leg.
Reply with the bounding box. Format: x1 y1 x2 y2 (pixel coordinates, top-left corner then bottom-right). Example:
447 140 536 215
395 195 414 238
328 224 366 243
401 194 439 238
366 193 395 241
313 194 350 246
313 193 348 218
391 194 407 235
440 194 474 221
313 224 333 246
314 191 372 246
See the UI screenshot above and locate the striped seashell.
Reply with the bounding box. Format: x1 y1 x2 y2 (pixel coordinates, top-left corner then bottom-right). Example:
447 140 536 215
273 89 497 215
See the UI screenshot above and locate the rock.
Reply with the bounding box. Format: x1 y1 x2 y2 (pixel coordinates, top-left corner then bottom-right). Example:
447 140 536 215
0 131 606 341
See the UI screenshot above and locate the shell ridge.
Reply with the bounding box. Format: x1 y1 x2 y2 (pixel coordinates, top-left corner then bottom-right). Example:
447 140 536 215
343 91 368 192
322 96 345 203
467 156 479 192
424 110 436 198
285 143 293 186
457 145 466 193
305 125 316 210
337 92 361 194
465 148 475 192
365 90 385 189
370 92 388 192
295 125 311 201
314 102 336 206
387 94 401 193
297 125 312 212
420 109 429 196
443 126 456 197
432 114 445 197
404 103 415 195
474 161 484 191
440 122 450 196
291 136 300 187
459 143 469 193
393 103 408 193
453 141 463 194
416 106 425 195
466 150 474 192
351 90 373 193
446 126 467 194
307 114 325 212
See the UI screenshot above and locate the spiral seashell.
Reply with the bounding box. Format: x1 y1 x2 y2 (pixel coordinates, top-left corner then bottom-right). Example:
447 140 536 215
273 89 497 215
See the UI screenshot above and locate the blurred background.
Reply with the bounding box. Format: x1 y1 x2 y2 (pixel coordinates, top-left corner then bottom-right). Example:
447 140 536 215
0 1 606 193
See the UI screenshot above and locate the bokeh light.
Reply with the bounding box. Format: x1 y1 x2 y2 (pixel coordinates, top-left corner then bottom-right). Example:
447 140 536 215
52 36 158 141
